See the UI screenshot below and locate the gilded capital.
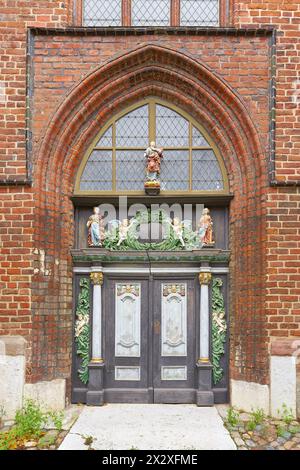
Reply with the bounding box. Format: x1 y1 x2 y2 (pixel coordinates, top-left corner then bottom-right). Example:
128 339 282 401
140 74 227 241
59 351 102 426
90 272 104 286
199 272 212 285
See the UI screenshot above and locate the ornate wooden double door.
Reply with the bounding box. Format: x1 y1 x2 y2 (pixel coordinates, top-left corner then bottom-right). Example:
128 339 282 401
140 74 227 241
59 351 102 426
103 276 197 403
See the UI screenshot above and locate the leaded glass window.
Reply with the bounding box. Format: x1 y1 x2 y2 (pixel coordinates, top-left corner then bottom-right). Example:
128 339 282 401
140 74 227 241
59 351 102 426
116 150 145 190
180 0 220 26
81 1 221 27
77 99 226 193
80 149 113 190
83 0 122 27
132 0 171 26
160 150 190 191
116 106 149 147
156 105 189 147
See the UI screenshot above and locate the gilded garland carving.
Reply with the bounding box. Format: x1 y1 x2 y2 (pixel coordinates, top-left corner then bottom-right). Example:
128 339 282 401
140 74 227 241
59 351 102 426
74 278 90 385
211 278 227 385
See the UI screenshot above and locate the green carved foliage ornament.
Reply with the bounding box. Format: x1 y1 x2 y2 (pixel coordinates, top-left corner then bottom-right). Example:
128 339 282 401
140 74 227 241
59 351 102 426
211 278 227 385
103 209 198 251
74 278 90 385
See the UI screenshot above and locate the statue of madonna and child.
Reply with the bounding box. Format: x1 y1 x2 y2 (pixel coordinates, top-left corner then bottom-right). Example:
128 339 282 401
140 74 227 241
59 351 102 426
144 141 164 194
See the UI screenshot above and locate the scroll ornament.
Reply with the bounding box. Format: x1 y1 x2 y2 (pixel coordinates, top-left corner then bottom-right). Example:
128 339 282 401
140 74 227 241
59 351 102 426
211 278 227 385
74 278 90 385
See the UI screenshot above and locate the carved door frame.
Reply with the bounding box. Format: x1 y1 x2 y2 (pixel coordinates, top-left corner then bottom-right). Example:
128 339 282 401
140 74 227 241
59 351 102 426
71 265 229 405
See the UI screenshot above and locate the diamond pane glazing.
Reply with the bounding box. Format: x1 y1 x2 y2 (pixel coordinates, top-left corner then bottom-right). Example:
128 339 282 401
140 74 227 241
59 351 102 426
116 150 145 190
180 0 219 26
192 126 210 147
132 0 171 26
160 150 189 191
156 105 189 147
79 99 226 193
192 150 223 190
83 0 122 27
80 150 113 190
116 106 149 147
96 126 112 147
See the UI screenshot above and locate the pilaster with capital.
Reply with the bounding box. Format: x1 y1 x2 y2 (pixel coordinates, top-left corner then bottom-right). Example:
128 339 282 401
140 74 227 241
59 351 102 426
199 271 212 362
196 268 214 406
87 270 105 406
90 271 104 363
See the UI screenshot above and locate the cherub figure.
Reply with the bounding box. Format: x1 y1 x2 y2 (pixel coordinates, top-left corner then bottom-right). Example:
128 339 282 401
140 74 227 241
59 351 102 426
117 219 134 247
198 208 215 247
212 311 227 334
87 206 105 247
172 217 185 247
74 313 89 338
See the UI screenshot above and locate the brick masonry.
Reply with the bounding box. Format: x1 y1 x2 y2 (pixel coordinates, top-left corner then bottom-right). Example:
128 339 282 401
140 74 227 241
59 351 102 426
0 1 299 395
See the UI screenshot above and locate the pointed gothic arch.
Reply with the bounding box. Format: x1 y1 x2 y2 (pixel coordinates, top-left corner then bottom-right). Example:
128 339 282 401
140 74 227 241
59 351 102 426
74 97 229 195
32 44 268 386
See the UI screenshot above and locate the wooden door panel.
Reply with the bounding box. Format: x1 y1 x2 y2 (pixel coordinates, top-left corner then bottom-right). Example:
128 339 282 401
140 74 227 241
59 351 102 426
103 278 152 403
153 279 196 403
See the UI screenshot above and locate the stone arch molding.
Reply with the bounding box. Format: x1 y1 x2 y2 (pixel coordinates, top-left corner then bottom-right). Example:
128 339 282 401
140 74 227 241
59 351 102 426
32 43 268 385
36 43 266 202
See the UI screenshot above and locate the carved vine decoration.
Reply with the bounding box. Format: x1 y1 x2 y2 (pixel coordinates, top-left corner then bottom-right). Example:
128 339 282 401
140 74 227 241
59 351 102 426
74 278 90 385
211 278 227 385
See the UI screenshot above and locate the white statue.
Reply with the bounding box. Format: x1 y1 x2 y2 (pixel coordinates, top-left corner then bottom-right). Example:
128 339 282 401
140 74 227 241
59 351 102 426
117 219 134 247
172 217 185 247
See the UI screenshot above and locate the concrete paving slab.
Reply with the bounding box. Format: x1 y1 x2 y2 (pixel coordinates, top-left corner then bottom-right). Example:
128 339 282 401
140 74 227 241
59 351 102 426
59 404 236 450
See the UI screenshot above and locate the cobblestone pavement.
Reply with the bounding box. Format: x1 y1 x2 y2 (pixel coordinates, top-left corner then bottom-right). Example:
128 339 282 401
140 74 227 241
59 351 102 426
217 405 300 451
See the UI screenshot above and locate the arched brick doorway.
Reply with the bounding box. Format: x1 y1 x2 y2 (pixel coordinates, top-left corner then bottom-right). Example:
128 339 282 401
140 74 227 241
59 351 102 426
32 44 268 403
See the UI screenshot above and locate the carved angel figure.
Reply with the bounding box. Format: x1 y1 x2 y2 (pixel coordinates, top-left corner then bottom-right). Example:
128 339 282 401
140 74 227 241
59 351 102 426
198 208 215 247
74 313 89 338
212 311 227 334
172 217 185 247
87 206 105 247
117 218 135 247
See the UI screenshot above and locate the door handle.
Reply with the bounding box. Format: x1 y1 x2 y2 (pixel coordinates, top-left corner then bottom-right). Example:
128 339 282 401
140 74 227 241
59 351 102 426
154 320 160 334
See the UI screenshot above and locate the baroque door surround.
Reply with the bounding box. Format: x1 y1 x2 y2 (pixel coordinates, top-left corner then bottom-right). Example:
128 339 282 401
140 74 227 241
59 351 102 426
72 254 229 406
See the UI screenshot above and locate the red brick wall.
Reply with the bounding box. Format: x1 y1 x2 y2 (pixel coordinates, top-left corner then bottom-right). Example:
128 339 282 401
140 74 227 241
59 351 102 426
0 187 33 337
234 3 300 342
0 1 72 180
31 33 270 157
0 1 72 376
0 1 299 390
